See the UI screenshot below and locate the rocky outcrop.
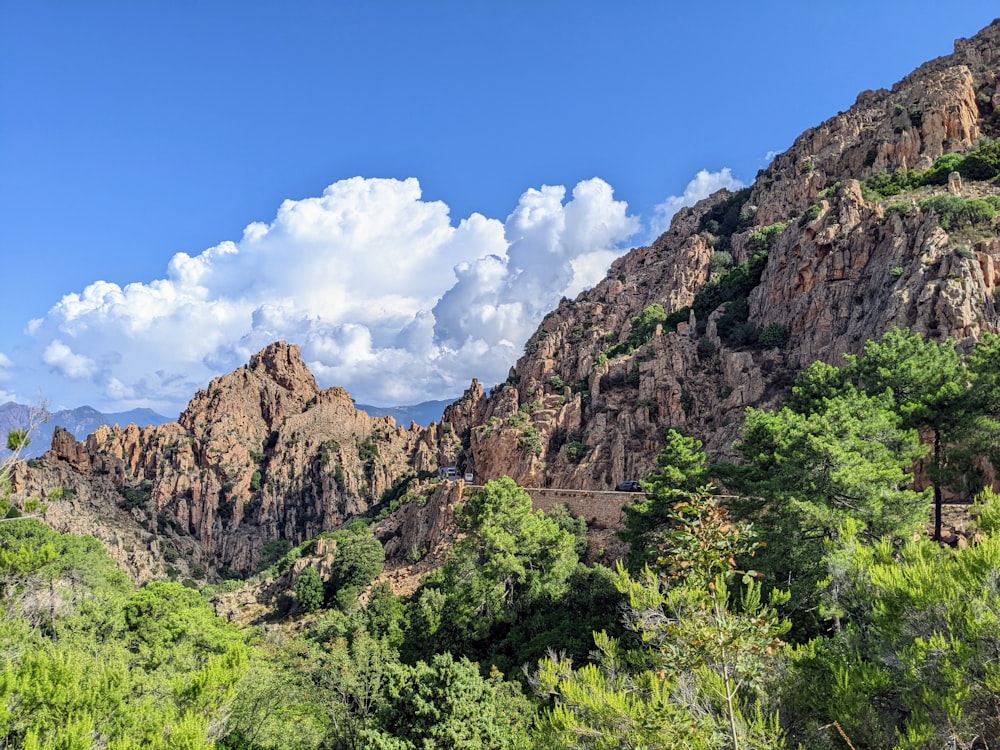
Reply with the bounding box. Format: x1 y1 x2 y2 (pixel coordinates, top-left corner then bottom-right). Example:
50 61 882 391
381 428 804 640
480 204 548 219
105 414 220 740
750 21 1000 228
753 180 1000 370
443 19 1000 483
373 481 465 596
212 536 341 624
9 457 180 585
9 20 1000 585
13 342 446 575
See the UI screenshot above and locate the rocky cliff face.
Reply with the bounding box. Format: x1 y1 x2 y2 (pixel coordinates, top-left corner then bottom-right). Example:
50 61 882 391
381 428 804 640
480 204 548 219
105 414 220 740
444 19 1000 484
13 342 444 575
10 20 1000 583
9 457 178 585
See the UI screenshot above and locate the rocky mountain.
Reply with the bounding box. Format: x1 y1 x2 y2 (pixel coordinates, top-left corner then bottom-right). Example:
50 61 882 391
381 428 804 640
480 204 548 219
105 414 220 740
442 18 1000 487
9 18 1000 583
10 342 457 577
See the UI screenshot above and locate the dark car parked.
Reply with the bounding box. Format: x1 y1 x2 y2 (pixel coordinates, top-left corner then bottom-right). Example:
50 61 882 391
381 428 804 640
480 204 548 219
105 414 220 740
615 480 642 492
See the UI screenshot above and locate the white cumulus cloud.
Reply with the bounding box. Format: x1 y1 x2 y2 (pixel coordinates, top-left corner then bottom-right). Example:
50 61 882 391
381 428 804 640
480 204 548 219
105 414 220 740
647 168 745 241
42 340 99 380
24 176 639 414
433 179 639 356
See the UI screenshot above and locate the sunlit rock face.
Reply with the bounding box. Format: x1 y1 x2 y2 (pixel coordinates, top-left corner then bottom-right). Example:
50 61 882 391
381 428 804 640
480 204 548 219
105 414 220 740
446 19 1000 481
11 20 1000 583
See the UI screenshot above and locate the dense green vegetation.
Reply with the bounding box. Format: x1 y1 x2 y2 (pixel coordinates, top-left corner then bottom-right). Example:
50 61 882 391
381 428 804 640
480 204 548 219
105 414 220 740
0 520 248 749
535 488 790 749
401 477 622 677
605 303 669 358
663 223 787 350
610 206 790 360
865 139 1000 198
5 327 1000 748
697 187 753 252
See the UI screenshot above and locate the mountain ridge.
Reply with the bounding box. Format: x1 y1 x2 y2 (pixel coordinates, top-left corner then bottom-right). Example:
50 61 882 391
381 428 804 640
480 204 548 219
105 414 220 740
355 399 455 428
0 401 172 459
8 18 1000 585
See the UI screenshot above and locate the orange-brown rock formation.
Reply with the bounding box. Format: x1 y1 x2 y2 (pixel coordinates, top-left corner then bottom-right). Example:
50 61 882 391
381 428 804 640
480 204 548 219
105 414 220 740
9 20 1000 583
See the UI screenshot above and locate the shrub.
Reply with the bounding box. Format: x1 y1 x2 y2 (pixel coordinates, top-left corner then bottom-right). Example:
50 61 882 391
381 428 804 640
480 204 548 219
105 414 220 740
757 323 791 348
295 567 324 613
867 142 1000 200
866 171 913 197
716 297 755 346
972 486 1000 535
507 411 527 428
963 199 996 227
407 544 428 563
663 305 692 333
565 440 587 463
817 182 841 199
884 202 913 219
629 304 668 343
378 473 416 509
746 222 788 255
710 251 734 272
121 483 152 509
959 138 1000 180
323 523 386 611
920 152 965 185
358 438 379 463
518 426 543 457
604 304 668 359
726 320 760 348
697 187 753 251
258 539 292 569
798 203 823 227
919 194 996 230
692 250 769 327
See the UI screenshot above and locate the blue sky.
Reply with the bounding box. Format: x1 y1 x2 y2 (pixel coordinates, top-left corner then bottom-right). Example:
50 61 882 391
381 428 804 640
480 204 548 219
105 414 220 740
2 2 997 417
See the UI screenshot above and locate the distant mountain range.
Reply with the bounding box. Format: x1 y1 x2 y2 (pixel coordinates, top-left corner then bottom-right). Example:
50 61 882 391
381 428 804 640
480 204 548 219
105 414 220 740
0 398 455 459
355 399 455 428
0 402 174 459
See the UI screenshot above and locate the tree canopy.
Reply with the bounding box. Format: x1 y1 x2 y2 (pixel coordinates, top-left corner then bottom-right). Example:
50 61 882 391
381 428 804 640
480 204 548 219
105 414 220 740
7 325 1000 749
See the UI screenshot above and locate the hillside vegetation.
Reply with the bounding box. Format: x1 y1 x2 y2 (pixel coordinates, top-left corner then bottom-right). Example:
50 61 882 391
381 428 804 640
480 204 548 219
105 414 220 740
5 328 1000 748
